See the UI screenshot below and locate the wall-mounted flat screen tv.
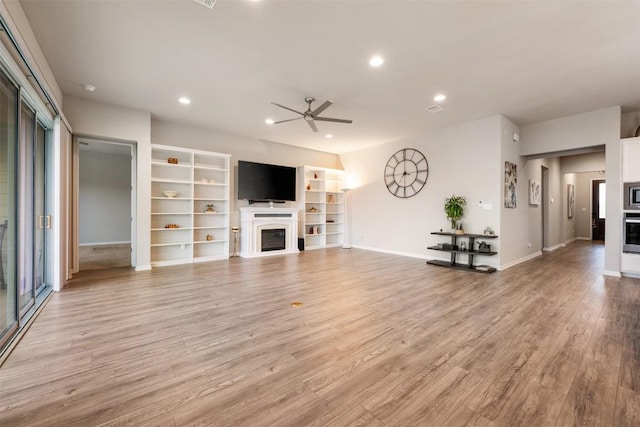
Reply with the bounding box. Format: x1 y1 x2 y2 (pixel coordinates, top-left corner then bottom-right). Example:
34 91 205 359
237 160 297 203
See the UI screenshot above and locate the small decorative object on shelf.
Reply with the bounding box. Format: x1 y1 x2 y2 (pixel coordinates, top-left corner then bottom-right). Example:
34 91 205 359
327 194 335 203
460 241 467 251
477 241 491 253
306 183 311 190
483 227 494 235
164 224 179 229
308 207 319 213
455 223 464 234
204 204 216 213
168 157 178 164
206 234 214 241
314 172 318 179
163 190 178 198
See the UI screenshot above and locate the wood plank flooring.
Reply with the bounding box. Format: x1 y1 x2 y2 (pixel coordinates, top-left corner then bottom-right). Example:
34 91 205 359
1 241 639 426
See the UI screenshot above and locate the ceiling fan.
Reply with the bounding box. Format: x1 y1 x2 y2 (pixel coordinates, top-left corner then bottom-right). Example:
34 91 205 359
271 97 353 133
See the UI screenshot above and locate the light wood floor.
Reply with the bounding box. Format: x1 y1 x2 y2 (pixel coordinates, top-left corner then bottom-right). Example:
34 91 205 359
1 241 639 426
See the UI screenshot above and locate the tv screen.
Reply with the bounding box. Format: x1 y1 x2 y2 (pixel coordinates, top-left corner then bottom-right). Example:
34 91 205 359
238 161 297 202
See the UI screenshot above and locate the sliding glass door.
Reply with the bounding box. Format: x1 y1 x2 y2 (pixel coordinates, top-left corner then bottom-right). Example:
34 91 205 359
0 71 18 348
34 122 49 297
18 103 35 315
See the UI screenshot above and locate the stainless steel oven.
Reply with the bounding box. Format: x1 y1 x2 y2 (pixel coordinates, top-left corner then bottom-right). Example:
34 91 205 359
624 182 640 210
623 213 640 253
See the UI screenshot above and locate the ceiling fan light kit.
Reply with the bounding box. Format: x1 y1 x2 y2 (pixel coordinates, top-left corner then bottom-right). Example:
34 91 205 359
271 97 353 133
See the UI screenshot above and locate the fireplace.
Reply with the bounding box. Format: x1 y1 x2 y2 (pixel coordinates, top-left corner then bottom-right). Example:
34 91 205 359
239 207 299 258
261 228 286 252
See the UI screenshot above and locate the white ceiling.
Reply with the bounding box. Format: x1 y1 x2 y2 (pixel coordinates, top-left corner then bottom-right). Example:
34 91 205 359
19 0 640 154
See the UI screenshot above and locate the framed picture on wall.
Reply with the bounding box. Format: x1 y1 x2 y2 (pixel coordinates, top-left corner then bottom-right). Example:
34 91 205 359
567 184 575 218
504 161 517 208
529 179 541 206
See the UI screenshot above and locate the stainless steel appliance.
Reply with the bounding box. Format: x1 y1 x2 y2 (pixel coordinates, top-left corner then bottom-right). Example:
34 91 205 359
623 213 640 253
624 182 640 210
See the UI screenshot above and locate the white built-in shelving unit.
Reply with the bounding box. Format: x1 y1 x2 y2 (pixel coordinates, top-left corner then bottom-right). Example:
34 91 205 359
151 144 230 266
298 165 345 250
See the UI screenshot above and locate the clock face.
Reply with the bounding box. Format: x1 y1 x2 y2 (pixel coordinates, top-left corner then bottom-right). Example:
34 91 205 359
384 148 429 198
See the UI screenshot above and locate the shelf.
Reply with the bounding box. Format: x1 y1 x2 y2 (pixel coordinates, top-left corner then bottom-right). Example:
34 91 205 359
431 231 499 239
151 144 231 266
325 232 344 235
151 212 191 215
151 161 191 168
193 164 228 171
427 260 496 273
427 246 497 256
151 178 192 184
151 197 190 200
305 233 324 237
152 227 192 231
193 212 226 215
150 242 192 247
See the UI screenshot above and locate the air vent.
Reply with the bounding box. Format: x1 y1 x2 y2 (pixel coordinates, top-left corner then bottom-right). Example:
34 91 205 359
193 0 217 9
426 105 445 113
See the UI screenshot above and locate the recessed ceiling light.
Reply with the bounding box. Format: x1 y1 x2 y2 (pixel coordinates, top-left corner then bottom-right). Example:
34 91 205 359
82 84 96 92
265 118 275 125
369 55 384 67
325 134 333 139
178 97 191 105
433 94 446 102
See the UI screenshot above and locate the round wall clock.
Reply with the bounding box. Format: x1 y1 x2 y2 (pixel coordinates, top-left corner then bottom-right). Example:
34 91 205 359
384 148 429 198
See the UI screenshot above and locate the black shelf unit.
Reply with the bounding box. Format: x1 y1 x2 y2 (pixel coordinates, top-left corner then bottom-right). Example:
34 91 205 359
427 232 498 273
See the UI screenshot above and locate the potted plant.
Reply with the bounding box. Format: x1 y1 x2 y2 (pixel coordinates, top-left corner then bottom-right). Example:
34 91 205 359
444 194 466 231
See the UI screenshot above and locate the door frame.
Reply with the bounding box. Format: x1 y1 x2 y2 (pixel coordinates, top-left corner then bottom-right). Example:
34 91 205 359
591 178 606 241
72 136 137 273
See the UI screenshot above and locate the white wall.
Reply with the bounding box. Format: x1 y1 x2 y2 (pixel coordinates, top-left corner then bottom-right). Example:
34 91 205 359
520 107 620 156
499 116 529 268
560 151 605 174
525 157 563 252
79 149 131 244
64 96 151 269
520 106 622 275
340 115 502 267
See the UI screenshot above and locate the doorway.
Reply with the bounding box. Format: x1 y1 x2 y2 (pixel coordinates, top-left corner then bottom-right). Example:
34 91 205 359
592 179 606 241
541 166 550 250
76 138 134 271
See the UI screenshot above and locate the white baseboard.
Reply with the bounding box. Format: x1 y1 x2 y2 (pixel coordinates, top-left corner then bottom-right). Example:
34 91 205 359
542 243 563 252
134 265 152 272
499 251 542 271
603 270 622 278
351 244 429 260
564 237 577 245
622 271 640 279
79 241 131 247
577 237 591 241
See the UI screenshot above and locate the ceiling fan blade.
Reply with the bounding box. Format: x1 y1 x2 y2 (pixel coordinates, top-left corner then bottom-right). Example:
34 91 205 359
307 120 318 132
314 117 353 124
271 102 304 116
273 117 303 124
311 100 333 117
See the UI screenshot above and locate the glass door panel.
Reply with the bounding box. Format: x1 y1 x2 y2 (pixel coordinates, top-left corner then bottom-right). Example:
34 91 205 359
0 72 18 346
34 123 46 296
18 103 34 315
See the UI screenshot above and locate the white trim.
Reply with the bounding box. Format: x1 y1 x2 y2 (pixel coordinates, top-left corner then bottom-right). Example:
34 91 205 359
134 265 152 271
622 272 640 279
603 270 622 277
79 241 131 246
577 237 591 240
564 237 577 245
499 251 542 271
542 243 563 252
51 118 62 291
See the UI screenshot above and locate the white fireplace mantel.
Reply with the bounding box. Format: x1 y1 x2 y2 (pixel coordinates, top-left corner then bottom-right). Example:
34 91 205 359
239 207 299 258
